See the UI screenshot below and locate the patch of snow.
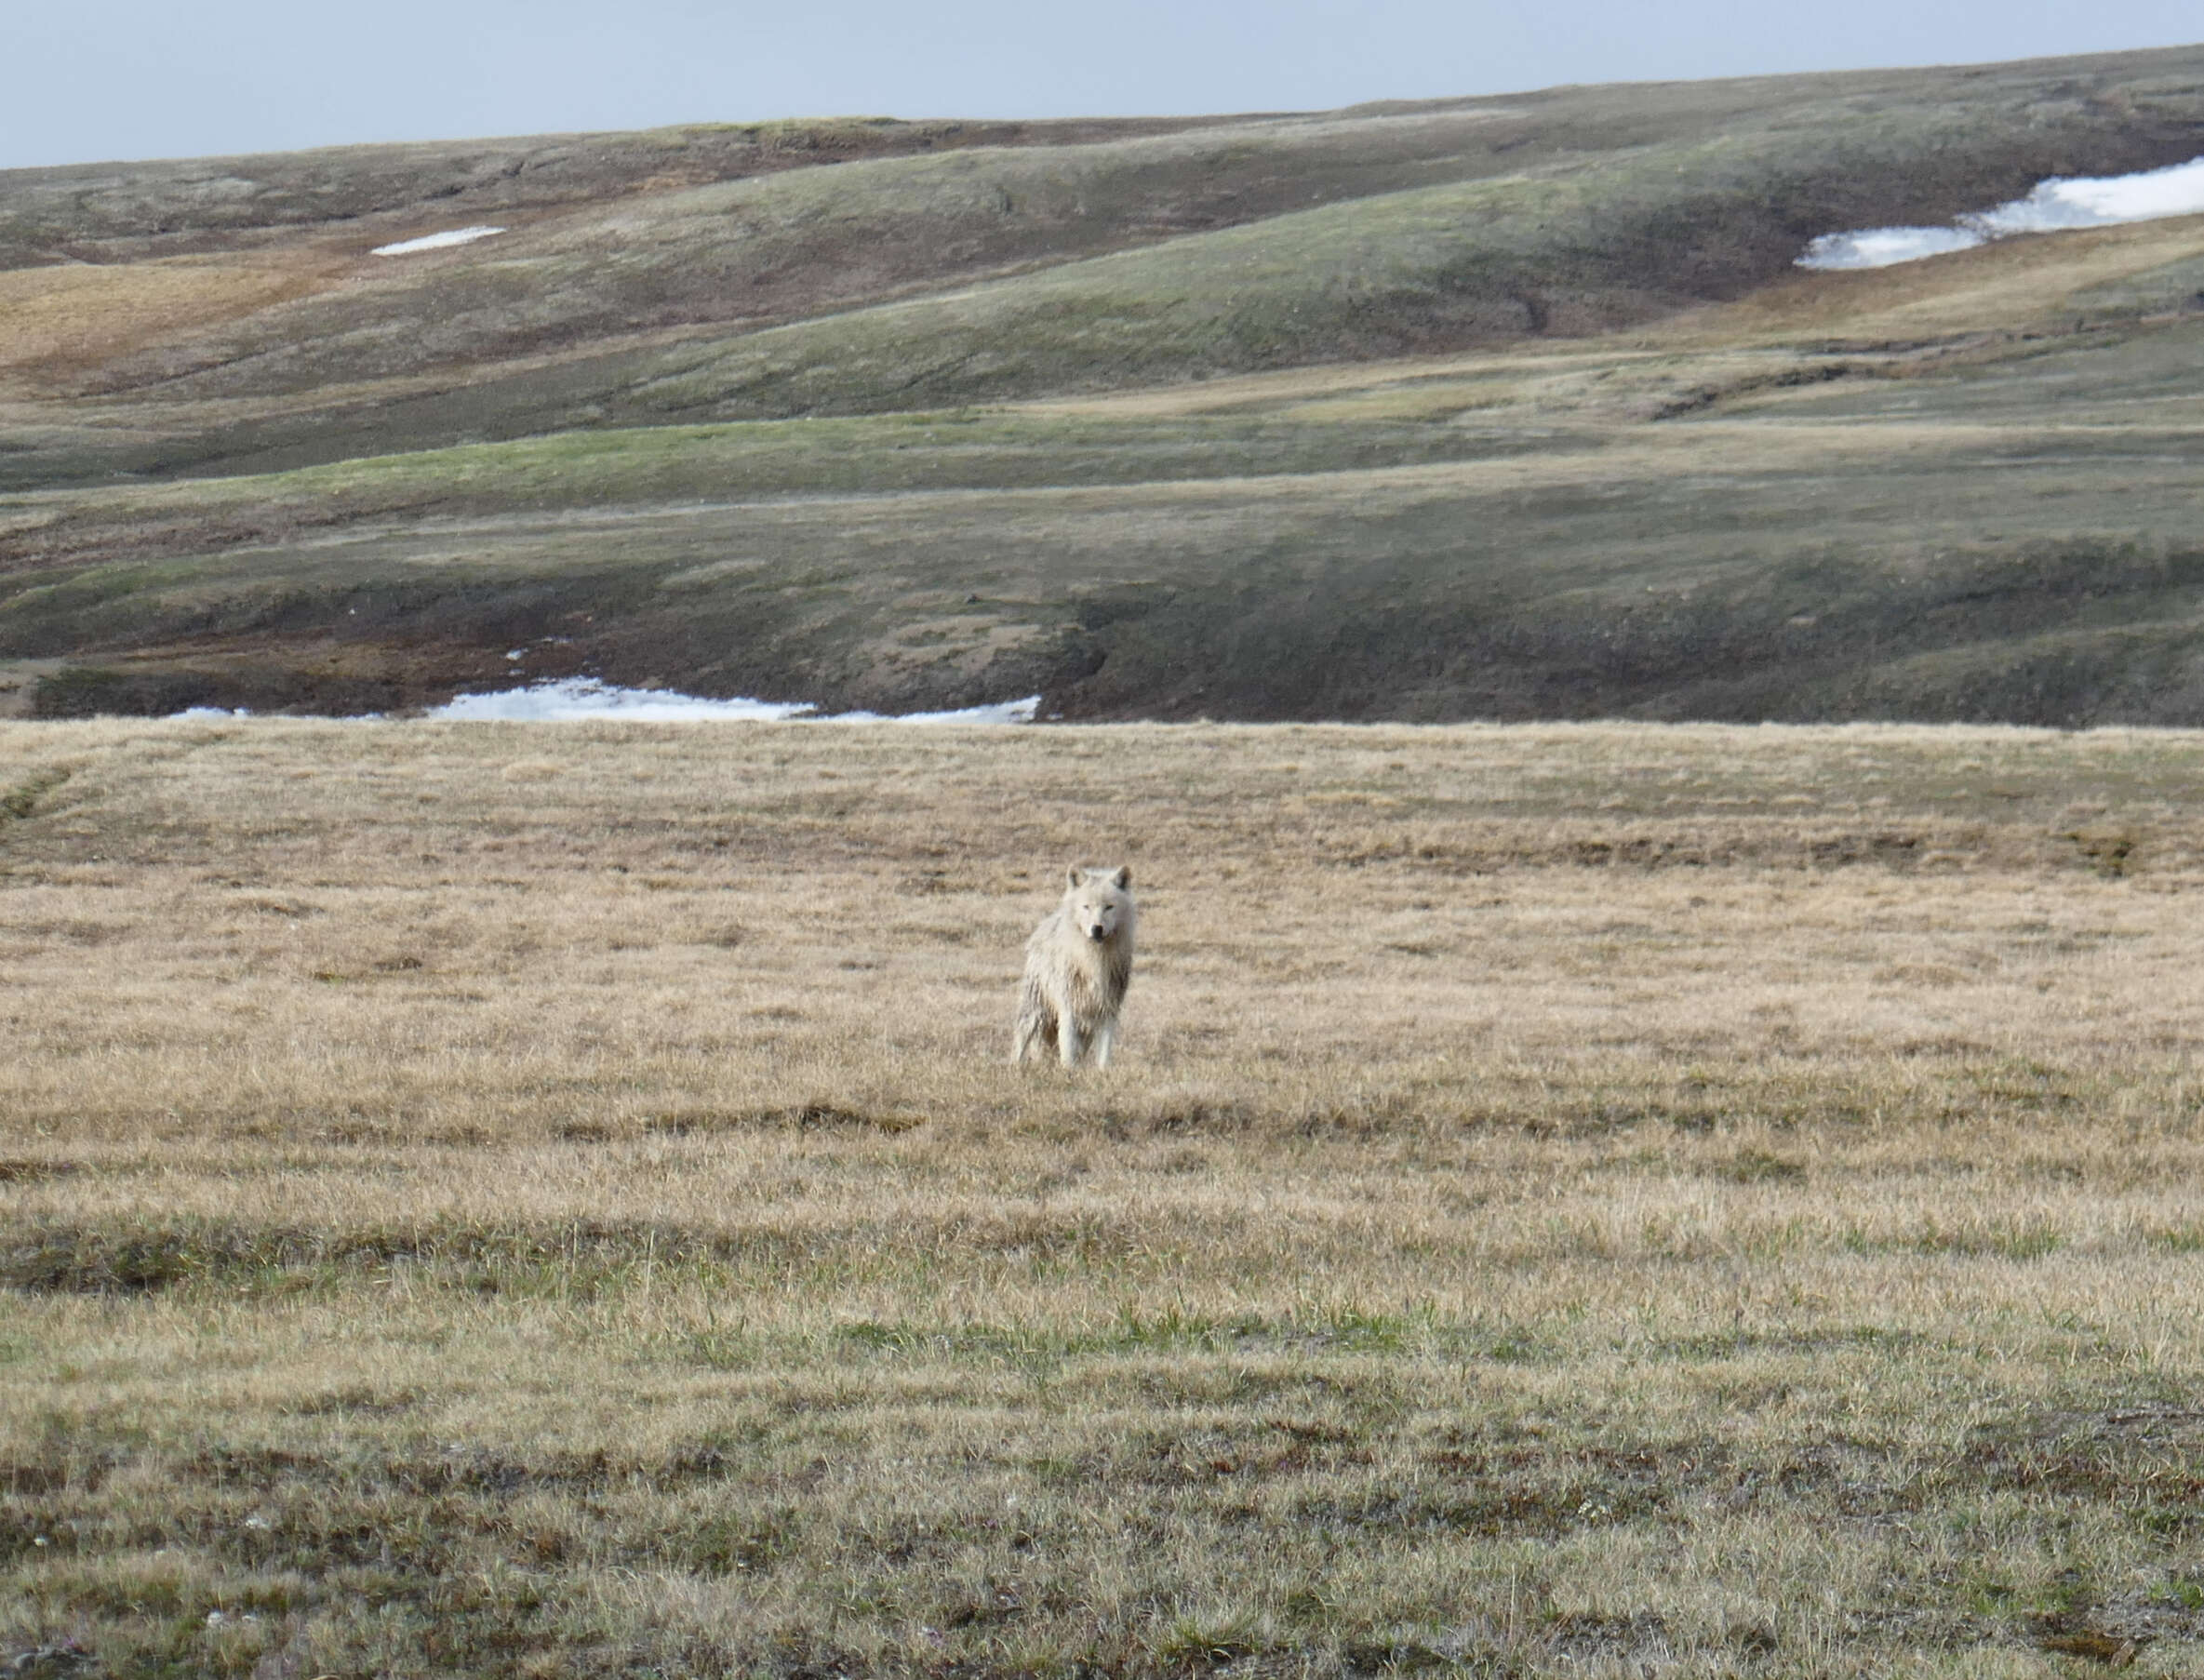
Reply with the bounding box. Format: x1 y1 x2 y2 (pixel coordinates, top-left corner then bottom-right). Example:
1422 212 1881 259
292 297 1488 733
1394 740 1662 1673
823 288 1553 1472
165 680 1041 724
175 704 381 722
1796 225 1985 271
1797 154 2204 271
825 696 1043 725
423 678 1041 724
371 225 505 257
1974 156 2204 234
428 679 813 722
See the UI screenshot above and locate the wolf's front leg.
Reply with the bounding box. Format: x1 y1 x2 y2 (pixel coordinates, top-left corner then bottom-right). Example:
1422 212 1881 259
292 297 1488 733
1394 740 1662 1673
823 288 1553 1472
1058 1019 1084 1068
1090 1019 1116 1070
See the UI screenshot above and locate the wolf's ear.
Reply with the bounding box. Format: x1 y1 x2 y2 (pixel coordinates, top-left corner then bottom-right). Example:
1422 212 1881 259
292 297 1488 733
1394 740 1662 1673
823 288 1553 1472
1067 865 1085 890
1112 865 1132 890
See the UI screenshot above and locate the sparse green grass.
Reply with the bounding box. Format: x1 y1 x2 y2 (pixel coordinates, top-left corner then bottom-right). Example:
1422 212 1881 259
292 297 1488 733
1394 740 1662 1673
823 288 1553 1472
0 407 1549 566
7 718 2204 1673
12 307 2204 725
12 196 2204 724
7 48 2204 724
617 120 2077 424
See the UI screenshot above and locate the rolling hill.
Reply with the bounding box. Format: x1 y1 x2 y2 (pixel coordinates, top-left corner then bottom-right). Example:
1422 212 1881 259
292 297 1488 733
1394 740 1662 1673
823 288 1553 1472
4 45 2204 720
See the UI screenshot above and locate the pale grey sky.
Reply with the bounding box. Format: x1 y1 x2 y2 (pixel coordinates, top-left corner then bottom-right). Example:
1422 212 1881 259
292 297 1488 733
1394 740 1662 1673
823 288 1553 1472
5 1 2198 171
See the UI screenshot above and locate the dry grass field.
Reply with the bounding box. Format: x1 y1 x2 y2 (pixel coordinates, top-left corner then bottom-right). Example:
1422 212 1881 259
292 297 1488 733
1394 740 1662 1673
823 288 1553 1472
7 717 2204 1676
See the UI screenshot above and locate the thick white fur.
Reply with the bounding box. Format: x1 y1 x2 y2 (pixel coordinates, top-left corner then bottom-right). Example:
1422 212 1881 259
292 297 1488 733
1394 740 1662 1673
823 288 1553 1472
1010 865 1137 1068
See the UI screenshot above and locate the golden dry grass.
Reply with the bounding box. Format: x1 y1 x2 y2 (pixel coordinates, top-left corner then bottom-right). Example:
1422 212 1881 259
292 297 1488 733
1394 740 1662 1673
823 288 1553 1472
6 718 2204 1677
0 255 350 394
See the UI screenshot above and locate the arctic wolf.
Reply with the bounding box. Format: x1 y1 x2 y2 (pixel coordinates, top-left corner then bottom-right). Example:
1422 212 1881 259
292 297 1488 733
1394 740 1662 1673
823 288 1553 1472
1012 865 1137 1068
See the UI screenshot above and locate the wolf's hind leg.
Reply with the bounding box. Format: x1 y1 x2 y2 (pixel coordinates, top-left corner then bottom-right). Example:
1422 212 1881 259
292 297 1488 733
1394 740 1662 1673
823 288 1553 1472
1012 1007 1049 1065
1011 976 1049 1064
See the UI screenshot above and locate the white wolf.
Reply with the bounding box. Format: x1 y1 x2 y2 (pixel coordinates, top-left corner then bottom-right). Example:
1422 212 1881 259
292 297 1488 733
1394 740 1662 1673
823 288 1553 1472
1011 865 1137 1068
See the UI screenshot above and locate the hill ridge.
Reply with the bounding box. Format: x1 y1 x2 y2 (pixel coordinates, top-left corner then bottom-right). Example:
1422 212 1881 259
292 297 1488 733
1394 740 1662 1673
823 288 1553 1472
4 44 2204 721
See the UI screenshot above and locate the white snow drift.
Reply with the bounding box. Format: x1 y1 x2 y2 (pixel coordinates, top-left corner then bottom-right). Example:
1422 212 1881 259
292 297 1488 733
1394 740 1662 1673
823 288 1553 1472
179 680 1041 725
1797 154 2204 271
431 680 1043 724
430 681 813 722
371 226 506 257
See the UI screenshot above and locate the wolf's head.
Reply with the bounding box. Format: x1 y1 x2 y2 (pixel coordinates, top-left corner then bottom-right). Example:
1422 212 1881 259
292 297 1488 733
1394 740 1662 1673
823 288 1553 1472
1064 865 1134 944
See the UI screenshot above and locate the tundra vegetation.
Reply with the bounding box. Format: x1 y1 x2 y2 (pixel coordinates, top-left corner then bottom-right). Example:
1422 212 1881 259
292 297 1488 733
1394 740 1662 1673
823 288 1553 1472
7 716 2204 1676
6 47 2204 720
